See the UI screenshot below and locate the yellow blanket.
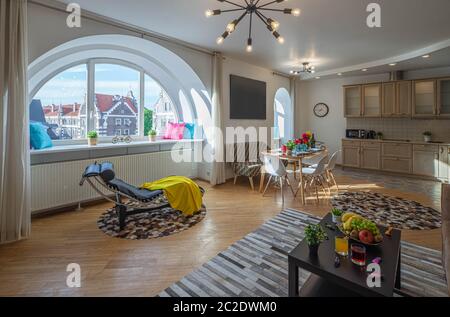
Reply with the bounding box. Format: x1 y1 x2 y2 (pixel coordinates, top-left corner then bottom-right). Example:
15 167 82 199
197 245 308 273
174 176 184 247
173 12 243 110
141 176 202 216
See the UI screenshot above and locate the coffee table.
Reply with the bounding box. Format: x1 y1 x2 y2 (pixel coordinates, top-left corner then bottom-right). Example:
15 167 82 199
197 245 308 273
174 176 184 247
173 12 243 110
288 213 402 297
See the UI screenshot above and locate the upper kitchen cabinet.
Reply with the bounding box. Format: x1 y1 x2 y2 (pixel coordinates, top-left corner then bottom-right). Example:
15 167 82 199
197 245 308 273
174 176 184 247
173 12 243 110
396 81 412 117
437 78 450 118
362 84 381 117
382 81 411 117
344 85 362 117
413 79 437 118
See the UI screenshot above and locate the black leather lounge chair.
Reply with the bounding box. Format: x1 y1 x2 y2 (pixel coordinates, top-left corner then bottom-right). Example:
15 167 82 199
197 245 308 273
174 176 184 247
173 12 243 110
80 162 171 231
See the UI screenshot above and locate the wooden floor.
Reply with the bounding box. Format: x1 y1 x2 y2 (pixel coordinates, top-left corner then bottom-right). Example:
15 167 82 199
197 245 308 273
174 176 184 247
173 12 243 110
0 169 443 296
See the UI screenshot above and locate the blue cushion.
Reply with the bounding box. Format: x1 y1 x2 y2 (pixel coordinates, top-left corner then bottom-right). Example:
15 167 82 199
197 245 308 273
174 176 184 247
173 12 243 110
30 122 53 150
183 123 195 139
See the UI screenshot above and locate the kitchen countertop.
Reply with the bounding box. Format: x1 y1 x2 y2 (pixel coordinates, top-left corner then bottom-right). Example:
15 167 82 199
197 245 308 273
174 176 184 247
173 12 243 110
343 138 450 146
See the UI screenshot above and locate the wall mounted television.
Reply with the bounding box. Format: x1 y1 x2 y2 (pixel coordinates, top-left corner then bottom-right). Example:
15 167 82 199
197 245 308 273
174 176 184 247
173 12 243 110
230 75 266 120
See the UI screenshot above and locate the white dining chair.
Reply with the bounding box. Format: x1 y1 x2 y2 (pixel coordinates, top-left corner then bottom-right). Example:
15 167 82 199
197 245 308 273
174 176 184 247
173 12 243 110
302 149 329 168
295 156 329 203
262 155 295 206
324 150 341 192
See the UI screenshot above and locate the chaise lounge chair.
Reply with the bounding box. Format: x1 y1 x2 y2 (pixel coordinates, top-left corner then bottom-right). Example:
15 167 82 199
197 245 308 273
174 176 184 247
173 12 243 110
80 162 204 231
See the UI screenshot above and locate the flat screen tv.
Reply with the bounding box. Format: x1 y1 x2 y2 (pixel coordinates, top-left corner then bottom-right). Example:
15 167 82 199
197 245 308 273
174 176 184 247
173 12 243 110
230 75 266 120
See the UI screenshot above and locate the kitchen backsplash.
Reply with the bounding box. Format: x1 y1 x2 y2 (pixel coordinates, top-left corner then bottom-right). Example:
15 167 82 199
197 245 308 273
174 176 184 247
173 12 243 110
347 118 450 141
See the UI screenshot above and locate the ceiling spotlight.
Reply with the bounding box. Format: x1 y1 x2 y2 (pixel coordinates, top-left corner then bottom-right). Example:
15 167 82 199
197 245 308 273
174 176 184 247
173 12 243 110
337 73 343 76
216 31 229 45
206 0 300 49
246 38 253 53
389 63 397 66
362 68 368 72
205 9 221 18
315 77 321 79
422 54 430 59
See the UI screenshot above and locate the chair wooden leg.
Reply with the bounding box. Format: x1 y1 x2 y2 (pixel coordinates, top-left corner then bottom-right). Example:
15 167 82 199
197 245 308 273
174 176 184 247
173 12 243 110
249 177 255 191
263 175 273 197
286 176 295 196
280 177 284 207
234 175 238 185
330 171 339 193
314 178 320 203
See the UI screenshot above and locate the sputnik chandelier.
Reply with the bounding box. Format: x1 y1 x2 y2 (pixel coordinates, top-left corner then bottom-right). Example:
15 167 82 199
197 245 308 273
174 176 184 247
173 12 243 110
290 62 316 75
205 0 301 52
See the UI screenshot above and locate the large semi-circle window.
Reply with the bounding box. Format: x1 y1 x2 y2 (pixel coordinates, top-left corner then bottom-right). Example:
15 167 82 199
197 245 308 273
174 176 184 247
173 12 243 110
30 59 177 141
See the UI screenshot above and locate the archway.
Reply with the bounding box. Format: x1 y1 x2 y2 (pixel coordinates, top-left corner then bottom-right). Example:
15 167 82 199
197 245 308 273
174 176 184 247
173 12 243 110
274 88 293 144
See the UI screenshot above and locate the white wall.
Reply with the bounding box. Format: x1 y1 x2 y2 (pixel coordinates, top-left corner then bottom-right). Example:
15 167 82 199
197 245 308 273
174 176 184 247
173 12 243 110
295 67 450 164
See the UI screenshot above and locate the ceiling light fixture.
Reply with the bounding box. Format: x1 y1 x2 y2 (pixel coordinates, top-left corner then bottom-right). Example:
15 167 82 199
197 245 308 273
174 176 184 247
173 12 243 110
389 63 397 66
362 68 368 72
422 54 430 59
337 73 343 76
206 0 301 52
290 62 316 75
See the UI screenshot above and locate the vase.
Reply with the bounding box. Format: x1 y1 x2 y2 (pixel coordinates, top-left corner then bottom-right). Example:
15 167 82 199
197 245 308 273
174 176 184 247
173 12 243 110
332 214 342 224
149 135 157 142
286 150 292 156
88 138 97 146
308 244 320 256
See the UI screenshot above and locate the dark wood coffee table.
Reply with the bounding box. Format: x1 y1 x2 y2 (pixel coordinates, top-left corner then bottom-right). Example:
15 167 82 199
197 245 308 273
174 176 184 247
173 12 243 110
288 213 402 297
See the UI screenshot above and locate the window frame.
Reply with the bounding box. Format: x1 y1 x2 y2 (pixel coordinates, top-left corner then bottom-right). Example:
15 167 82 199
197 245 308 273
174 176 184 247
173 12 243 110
31 58 179 146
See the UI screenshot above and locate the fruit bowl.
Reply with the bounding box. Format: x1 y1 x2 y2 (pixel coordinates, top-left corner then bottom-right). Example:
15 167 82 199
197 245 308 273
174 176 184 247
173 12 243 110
337 225 383 246
337 212 384 246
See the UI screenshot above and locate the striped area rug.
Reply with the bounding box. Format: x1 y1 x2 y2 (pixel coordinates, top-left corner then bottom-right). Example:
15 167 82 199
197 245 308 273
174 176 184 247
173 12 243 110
159 209 448 297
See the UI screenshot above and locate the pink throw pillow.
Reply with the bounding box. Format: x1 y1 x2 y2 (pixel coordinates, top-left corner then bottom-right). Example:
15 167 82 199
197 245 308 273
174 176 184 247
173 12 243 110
164 123 186 140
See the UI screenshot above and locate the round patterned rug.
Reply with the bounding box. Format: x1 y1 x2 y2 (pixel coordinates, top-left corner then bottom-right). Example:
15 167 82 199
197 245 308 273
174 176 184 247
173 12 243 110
331 192 441 230
98 205 207 240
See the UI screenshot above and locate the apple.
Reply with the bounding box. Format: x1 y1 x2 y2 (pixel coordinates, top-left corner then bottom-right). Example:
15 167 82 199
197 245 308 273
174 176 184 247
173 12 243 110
359 230 374 244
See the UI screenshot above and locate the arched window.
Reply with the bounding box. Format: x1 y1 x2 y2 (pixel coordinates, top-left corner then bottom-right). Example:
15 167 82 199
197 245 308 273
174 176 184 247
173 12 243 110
30 59 178 141
273 88 293 143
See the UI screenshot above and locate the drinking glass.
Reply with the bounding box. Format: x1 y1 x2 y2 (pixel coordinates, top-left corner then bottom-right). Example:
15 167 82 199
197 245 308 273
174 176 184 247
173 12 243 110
351 244 367 266
335 236 349 257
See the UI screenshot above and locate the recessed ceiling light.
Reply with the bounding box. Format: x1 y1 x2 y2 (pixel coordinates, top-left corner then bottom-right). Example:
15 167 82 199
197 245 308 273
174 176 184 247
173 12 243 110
362 68 368 72
337 73 343 76
389 63 397 66
422 54 430 59
315 77 321 79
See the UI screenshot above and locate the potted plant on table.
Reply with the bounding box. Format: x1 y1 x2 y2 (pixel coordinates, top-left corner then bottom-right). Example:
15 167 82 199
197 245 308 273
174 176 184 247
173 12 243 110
305 224 328 256
149 130 157 142
87 131 98 146
285 140 296 156
376 132 384 140
331 208 344 224
423 131 432 143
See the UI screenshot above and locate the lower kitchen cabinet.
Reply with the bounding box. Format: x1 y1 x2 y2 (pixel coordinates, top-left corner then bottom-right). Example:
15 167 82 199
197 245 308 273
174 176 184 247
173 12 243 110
439 146 450 181
382 157 413 174
413 145 439 177
343 145 360 168
361 142 381 170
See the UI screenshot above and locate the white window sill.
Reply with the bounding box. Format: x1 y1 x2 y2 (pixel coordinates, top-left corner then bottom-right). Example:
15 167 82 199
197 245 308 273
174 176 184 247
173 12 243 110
30 138 204 156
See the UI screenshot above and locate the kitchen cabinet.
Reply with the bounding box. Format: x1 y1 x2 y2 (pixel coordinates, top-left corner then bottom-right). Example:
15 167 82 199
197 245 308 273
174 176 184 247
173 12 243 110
382 143 412 158
361 142 381 170
362 84 381 117
342 140 361 168
413 79 437 118
413 145 439 177
396 81 412 117
382 157 413 174
437 78 450 118
438 146 449 181
382 81 412 117
382 82 395 116
344 85 362 117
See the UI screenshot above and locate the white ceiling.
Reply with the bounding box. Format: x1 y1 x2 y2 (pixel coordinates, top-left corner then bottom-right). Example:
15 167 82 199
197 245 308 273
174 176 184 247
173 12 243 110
58 0 450 76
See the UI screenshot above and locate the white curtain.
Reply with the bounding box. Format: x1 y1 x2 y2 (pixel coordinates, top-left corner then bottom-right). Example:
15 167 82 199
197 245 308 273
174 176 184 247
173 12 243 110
0 0 31 244
210 52 226 186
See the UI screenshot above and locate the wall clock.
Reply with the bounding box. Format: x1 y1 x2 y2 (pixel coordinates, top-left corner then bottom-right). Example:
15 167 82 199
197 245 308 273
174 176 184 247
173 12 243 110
314 103 329 118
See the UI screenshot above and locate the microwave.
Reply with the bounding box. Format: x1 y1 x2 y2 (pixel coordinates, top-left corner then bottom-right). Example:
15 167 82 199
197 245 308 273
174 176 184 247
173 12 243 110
346 129 362 139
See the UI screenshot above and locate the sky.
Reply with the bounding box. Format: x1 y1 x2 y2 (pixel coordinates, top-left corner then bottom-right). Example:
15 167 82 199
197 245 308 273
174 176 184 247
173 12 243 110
33 64 165 110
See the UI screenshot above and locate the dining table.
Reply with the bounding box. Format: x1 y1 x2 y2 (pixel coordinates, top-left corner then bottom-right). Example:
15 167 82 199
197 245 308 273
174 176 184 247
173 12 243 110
260 147 327 205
